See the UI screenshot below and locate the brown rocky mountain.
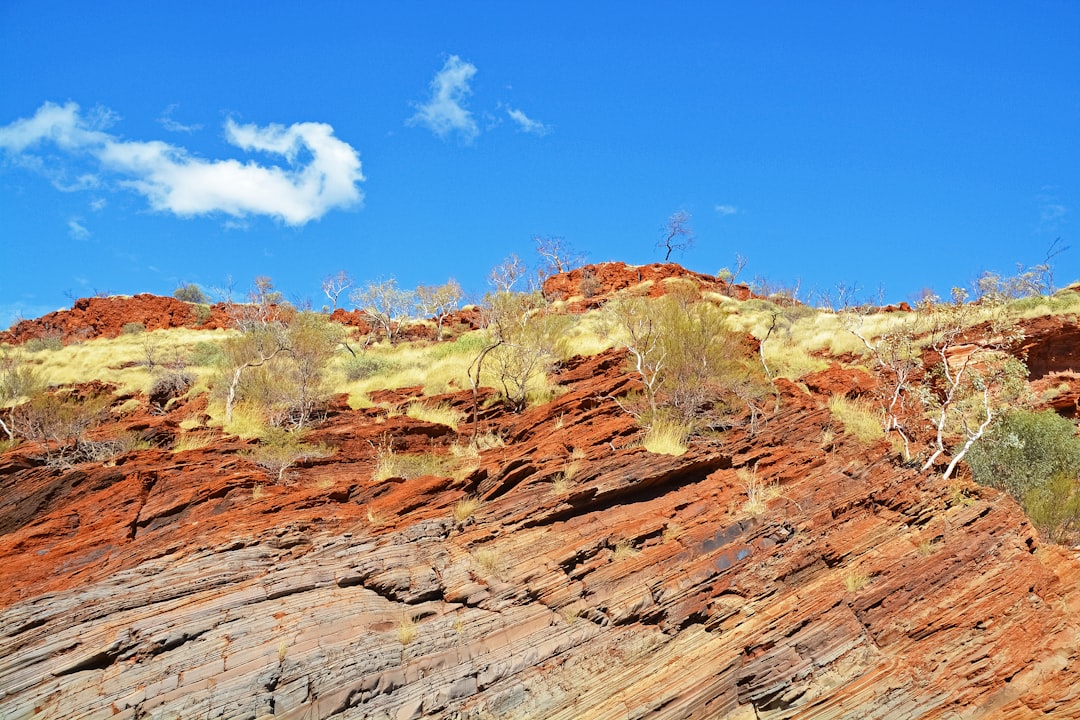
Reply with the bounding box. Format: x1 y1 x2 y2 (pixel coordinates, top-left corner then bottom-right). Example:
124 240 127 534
1 263 1078 719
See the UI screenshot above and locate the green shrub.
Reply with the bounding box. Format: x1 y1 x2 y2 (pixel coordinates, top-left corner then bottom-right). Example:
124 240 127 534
190 304 213 325
966 409 1080 542
174 284 210 304
13 389 110 467
121 322 146 335
243 427 333 483
966 410 1080 500
25 333 64 352
190 341 225 367
343 355 398 381
1022 473 1080 543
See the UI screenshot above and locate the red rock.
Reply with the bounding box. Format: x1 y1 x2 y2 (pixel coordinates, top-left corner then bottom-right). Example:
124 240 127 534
1 292 1079 719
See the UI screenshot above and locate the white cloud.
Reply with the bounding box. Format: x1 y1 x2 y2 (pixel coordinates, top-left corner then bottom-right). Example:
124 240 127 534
90 198 107 211
715 204 738 216
408 55 479 142
68 218 90 239
158 104 203 134
0 101 364 225
506 107 551 136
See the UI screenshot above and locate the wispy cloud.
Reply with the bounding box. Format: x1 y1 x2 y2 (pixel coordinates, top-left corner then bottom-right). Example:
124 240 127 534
506 107 551 136
1040 202 1068 227
89 197 107 211
158 104 203 134
715 204 738 216
0 101 365 225
67 217 90 239
408 55 479 142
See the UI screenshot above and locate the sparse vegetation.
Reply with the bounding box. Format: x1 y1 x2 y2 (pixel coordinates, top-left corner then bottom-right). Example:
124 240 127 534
472 548 503 576
243 427 333 483
350 277 417 343
405 400 464 430
172 431 216 453
606 289 770 439
843 570 870 593
828 395 884 445
372 446 451 481
396 615 418 646
739 465 779 515
13 388 111 467
612 539 639 561
641 414 691 456
452 495 481 523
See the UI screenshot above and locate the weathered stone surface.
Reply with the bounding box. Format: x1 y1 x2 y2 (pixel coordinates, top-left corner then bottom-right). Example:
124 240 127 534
2 286 1080 718
1 294 232 344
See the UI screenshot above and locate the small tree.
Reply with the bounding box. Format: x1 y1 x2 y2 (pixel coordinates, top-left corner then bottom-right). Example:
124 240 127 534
973 238 1068 301
174 283 210 304
349 278 417 343
416 279 464 340
482 293 570 411
220 321 292 425
658 211 694 262
244 427 332 483
488 254 527 294
843 308 924 459
229 276 286 332
218 309 341 430
321 270 354 311
604 294 667 416
605 288 767 431
277 312 343 428
919 289 1028 480
535 235 585 279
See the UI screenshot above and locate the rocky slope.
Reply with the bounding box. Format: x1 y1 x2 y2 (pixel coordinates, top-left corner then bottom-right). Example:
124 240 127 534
1 270 1079 719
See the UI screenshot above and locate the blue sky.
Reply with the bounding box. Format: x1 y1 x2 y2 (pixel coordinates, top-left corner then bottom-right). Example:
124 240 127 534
1 2 1077 327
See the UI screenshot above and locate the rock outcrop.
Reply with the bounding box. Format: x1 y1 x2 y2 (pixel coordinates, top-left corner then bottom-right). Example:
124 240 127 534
2 278 1080 718
1 294 232 344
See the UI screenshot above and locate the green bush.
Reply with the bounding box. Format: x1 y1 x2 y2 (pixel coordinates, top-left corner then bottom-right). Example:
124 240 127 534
174 284 210 304
966 409 1080 542
190 341 225 367
25 333 64 352
121 322 146 335
343 355 398 381
1023 473 1080 543
190 304 213 326
966 410 1080 500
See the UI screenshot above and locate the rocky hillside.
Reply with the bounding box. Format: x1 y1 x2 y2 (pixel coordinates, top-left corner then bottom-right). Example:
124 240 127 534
1 264 1079 719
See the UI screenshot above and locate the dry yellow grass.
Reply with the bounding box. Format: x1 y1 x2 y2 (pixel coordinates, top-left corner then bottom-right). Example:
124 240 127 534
10 327 236 396
172 431 217 453
405 400 464 430
471 548 504 576
642 417 690 456
452 495 481 523
828 394 884 445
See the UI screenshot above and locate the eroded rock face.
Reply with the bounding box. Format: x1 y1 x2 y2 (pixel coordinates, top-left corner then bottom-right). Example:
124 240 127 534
1020 315 1080 379
1 294 232 344
2 335 1079 719
542 261 754 308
